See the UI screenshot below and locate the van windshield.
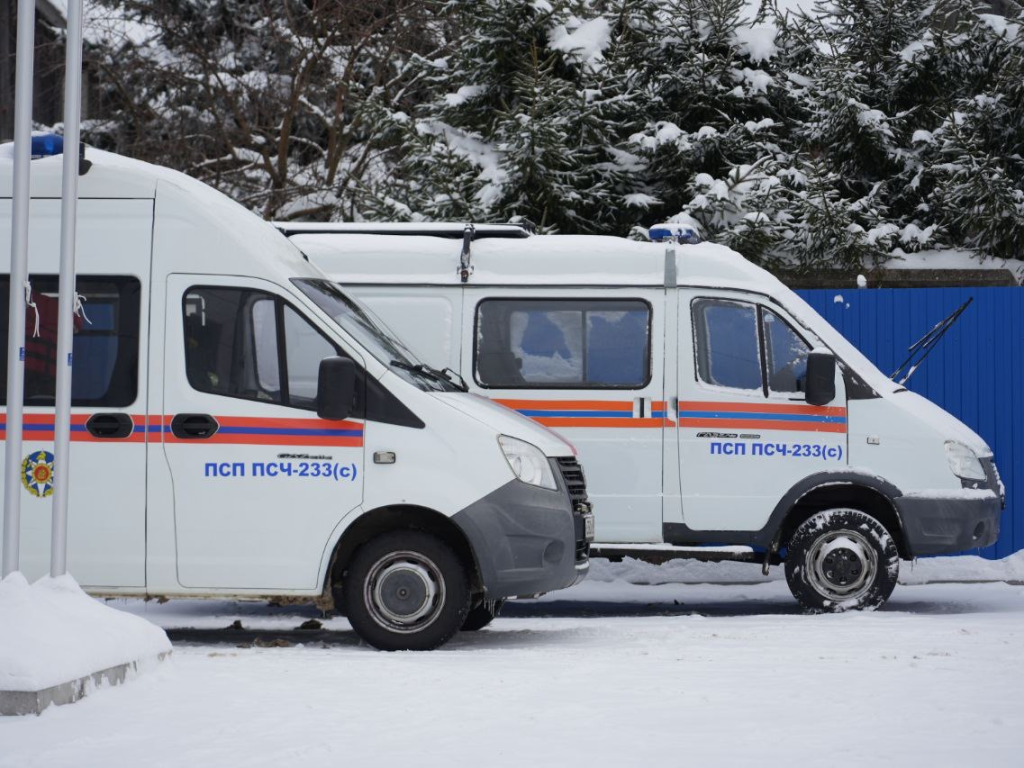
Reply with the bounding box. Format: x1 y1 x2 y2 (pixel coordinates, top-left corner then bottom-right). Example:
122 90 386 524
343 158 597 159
293 279 460 392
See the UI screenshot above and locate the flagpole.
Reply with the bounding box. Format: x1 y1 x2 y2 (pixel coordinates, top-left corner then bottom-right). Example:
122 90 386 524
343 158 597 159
51 0 85 577
2 0 39 578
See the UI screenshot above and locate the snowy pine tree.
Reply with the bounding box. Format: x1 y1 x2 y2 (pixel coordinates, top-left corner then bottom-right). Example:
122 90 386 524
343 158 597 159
75 0 1024 266
367 0 645 232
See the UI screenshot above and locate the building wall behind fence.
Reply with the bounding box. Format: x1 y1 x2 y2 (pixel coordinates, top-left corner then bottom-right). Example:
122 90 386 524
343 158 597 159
796 286 1022 559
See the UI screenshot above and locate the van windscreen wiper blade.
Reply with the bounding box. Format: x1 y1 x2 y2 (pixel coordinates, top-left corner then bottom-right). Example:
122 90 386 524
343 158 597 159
390 359 461 390
890 298 972 385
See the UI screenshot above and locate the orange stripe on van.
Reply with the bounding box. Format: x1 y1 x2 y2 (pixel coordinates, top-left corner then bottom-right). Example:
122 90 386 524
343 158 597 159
0 413 147 443
532 416 668 429
495 399 633 412
1 413 364 447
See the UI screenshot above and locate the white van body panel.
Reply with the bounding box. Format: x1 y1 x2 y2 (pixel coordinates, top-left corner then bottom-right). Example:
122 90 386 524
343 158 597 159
293 228 1003 557
349 285 462 371
431 392 578 458
460 284 667 542
847 394 968 493
0 196 152 589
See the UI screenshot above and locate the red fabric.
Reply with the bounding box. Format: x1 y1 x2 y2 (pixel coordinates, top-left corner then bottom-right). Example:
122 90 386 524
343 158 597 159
25 293 84 377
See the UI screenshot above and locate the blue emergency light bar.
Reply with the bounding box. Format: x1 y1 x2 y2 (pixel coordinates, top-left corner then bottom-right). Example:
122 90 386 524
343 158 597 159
30 133 64 158
649 222 702 245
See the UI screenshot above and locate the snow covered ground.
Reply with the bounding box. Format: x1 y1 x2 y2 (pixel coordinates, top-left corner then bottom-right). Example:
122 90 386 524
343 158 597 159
2 566 1023 767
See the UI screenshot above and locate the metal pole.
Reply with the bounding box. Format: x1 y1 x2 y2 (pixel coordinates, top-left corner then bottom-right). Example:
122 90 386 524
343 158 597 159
2 0 38 578
51 0 85 578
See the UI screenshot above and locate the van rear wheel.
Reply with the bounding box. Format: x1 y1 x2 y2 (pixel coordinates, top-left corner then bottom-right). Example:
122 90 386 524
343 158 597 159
784 508 899 613
343 531 470 651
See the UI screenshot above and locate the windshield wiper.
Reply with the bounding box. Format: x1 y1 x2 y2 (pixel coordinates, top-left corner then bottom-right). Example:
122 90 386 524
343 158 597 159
890 298 972 385
390 360 463 391
441 367 469 392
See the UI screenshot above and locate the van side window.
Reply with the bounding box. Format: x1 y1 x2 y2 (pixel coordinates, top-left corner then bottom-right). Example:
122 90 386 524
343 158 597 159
0 276 141 407
475 299 650 389
183 287 342 410
692 299 762 391
762 309 811 393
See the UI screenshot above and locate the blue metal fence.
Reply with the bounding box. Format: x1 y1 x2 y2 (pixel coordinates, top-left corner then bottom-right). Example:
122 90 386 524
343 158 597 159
797 287 1023 559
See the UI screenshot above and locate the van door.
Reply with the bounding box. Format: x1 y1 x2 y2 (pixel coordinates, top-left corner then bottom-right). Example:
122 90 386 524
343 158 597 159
161 275 365 590
465 289 666 543
674 291 847 535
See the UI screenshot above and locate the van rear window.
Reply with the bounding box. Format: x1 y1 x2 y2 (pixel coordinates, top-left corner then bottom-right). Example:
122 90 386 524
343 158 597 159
0 276 141 407
475 299 651 389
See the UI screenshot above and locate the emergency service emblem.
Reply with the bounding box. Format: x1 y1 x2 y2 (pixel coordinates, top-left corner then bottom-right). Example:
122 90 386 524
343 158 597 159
21 450 55 498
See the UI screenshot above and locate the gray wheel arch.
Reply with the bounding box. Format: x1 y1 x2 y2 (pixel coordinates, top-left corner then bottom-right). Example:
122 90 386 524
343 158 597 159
322 505 483 612
769 472 910 558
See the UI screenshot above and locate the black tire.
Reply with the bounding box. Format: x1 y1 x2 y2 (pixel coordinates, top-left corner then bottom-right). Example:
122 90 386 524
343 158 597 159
461 599 505 632
784 508 900 613
343 530 470 651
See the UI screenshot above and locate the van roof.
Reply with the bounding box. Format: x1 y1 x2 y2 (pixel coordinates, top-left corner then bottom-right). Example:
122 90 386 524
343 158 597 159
0 145 173 198
274 222 531 239
0 146 317 284
289 231 784 293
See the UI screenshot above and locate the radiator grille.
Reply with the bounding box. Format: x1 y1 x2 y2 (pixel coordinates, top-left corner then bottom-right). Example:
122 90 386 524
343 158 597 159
556 456 588 506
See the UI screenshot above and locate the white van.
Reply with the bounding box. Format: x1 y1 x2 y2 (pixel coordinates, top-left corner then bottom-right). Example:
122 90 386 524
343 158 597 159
0 148 593 650
282 223 1005 612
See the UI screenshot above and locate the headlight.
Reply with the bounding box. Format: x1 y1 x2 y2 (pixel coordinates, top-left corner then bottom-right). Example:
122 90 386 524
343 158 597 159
944 441 986 481
498 435 557 490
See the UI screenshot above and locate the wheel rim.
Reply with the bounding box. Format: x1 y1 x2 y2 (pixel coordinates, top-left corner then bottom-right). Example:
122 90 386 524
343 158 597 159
364 551 446 634
804 530 878 604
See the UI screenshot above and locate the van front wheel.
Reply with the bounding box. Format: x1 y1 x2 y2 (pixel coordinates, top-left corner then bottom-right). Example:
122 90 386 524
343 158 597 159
784 509 899 613
344 531 470 651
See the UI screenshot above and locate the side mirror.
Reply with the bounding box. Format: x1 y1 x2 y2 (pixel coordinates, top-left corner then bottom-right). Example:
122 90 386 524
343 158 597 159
317 356 356 421
804 350 837 406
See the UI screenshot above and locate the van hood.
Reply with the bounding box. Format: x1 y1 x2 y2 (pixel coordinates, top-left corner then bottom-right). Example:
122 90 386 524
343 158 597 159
893 389 991 457
430 393 576 458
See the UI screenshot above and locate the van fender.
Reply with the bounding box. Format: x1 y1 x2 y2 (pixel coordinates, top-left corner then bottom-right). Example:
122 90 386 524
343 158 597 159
314 504 367 605
766 471 908 553
314 503 484 611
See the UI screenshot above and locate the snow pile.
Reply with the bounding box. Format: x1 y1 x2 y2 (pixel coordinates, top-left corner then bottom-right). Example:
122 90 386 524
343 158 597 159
549 17 612 66
900 551 1024 585
587 551 1024 586
734 26 778 62
589 556 784 585
0 572 170 693
884 248 1024 283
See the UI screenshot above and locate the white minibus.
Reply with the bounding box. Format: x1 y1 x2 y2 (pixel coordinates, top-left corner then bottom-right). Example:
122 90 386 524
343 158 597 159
282 222 1005 612
0 147 593 650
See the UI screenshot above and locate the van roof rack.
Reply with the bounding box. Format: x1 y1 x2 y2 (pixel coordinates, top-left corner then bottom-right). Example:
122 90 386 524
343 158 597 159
276 222 533 283
272 221 532 239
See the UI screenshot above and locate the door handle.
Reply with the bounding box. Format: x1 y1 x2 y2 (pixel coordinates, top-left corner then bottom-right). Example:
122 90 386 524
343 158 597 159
170 413 220 439
85 412 135 439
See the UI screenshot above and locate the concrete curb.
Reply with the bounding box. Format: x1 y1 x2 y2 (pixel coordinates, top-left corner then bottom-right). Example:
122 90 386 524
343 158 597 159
0 652 169 716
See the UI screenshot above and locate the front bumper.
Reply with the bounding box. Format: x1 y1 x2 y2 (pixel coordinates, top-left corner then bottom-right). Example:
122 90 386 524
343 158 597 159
452 459 591 600
896 493 1002 557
